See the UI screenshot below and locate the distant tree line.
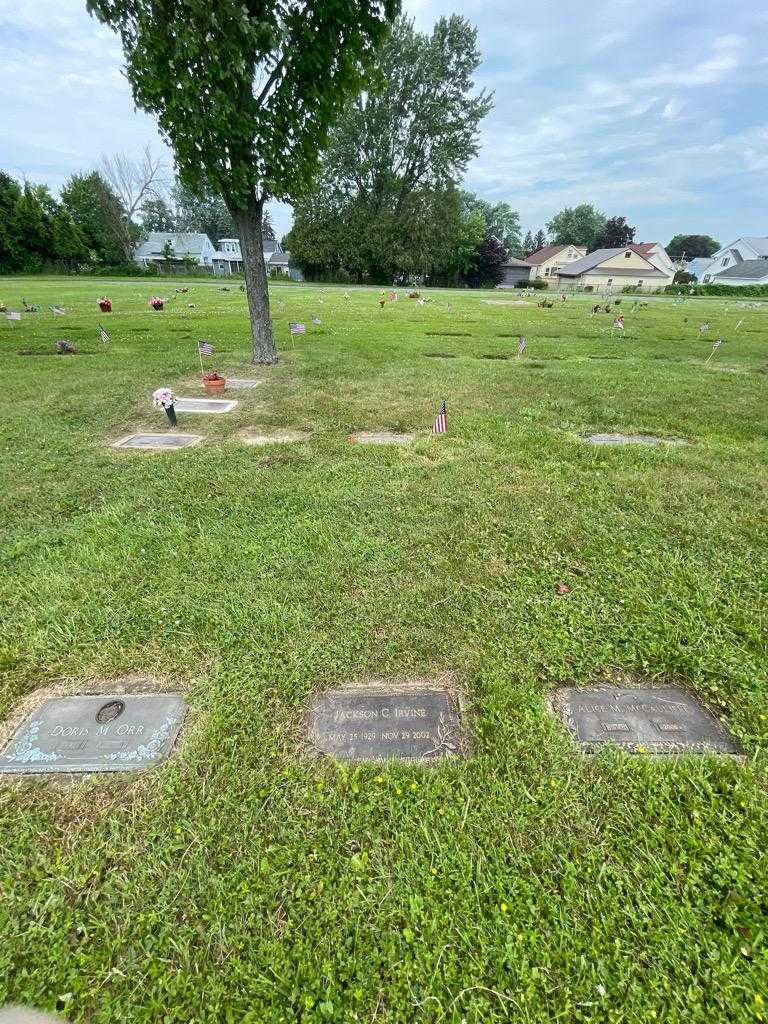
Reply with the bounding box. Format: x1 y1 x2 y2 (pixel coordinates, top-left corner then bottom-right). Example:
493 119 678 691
0 153 274 275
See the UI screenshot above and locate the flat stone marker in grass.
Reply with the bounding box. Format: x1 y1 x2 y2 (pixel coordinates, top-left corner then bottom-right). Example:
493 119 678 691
348 431 414 445
112 433 203 450
306 685 463 762
238 428 311 445
0 694 188 775
586 433 687 446
225 378 263 390
554 686 739 755
173 398 238 414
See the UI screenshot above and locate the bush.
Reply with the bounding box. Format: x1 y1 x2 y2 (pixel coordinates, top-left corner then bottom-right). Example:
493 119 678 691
664 282 768 298
516 278 547 290
673 271 696 285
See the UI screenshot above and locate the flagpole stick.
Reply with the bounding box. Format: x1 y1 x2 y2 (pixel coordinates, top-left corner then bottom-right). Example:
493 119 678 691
198 345 205 380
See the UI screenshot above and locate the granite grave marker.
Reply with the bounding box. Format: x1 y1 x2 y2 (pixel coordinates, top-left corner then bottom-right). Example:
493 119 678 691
306 685 463 761
555 686 739 754
173 398 238 414
111 433 203 450
0 694 188 775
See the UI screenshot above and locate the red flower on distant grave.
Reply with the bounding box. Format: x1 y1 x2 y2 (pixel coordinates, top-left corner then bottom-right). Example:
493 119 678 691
555 582 572 596
98 297 112 312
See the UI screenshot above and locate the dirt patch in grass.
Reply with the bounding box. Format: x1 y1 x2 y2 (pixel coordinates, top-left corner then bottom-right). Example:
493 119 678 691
238 428 312 445
16 349 98 357
423 352 457 359
347 430 414 445
478 353 510 361
425 331 472 338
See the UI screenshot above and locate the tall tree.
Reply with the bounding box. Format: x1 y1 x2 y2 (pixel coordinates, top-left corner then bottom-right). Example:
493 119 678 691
101 146 165 256
61 171 125 264
666 234 720 260
87 0 400 365
288 15 492 281
532 228 547 251
522 230 534 257
547 204 606 251
140 196 176 231
51 207 89 267
0 173 26 273
172 181 236 241
463 231 508 288
462 194 521 256
596 215 635 249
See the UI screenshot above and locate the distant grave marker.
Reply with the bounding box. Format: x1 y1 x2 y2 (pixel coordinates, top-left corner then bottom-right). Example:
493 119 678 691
173 398 238 414
348 431 414 445
111 433 203 450
306 684 464 761
238 428 311 445
554 686 739 755
585 433 687 446
226 379 263 390
0 694 188 775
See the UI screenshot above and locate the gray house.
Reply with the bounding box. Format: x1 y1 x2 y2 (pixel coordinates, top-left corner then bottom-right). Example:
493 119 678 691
134 232 216 268
497 257 533 288
211 236 294 277
708 261 768 286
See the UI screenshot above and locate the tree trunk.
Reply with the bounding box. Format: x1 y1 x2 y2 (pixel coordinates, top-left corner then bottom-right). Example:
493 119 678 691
231 198 277 365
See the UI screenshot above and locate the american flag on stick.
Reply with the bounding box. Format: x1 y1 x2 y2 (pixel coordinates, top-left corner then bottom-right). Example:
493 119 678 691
98 324 110 344
432 399 447 434
705 339 723 365
289 322 306 335
50 305 66 316
198 341 214 355
517 336 527 356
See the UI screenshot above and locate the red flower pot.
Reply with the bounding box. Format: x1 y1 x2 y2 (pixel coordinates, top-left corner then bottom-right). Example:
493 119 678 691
204 378 226 395
98 299 112 312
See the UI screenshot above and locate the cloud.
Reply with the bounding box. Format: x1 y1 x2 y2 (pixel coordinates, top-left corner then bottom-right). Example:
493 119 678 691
661 98 684 121
636 35 743 88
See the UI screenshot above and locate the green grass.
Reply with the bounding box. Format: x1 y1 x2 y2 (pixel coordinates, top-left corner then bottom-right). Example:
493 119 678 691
1 277 767 1023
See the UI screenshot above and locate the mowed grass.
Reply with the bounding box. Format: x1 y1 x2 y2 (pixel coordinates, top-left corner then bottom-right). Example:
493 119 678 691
1 277 767 1023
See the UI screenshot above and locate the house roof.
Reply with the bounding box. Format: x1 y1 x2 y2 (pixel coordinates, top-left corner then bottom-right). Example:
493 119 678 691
557 247 663 278
713 259 768 281
135 232 212 257
525 244 568 265
630 243 656 254
501 257 532 268
268 250 290 265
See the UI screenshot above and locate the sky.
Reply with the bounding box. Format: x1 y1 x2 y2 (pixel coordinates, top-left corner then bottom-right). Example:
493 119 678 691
0 0 766 247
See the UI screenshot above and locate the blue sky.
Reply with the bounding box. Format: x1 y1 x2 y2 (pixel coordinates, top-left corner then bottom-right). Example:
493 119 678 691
0 0 766 246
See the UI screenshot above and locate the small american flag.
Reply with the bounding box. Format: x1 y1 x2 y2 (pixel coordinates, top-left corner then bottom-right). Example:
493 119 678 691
5 311 21 321
699 321 710 333
289 323 306 335
98 324 110 344
311 316 321 325
517 336 527 356
50 305 66 316
735 319 744 331
432 399 447 434
198 341 214 355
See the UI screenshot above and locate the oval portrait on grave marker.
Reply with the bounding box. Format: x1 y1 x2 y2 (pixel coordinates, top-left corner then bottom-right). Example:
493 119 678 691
95 700 126 724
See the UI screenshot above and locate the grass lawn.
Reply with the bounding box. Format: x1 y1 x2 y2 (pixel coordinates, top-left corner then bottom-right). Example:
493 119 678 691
1 277 767 1023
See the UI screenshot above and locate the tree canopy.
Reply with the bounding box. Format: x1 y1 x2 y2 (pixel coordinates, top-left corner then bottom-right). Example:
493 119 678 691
547 204 607 251
666 234 720 260
287 15 494 283
596 215 636 249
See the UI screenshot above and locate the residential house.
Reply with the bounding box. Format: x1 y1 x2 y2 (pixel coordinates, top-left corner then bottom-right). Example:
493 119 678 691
704 261 768 287
525 244 587 285
556 246 668 292
630 242 676 284
497 257 533 288
211 237 293 277
686 257 714 282
698 237 768 284
134 232 216 269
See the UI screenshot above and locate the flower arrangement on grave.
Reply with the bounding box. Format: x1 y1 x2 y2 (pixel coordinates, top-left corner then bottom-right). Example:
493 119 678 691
202 370 226 396
149 297 164 311
153 386 177 426
55 339 75 354
98 297 112 312
408 290 420 299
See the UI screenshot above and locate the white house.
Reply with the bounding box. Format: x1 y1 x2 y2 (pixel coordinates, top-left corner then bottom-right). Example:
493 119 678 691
211 237 292 277
630 243 676 284
698 237 768 283
525 244 587 283
134 232 216 268
704 261 768 287
557 246 669 292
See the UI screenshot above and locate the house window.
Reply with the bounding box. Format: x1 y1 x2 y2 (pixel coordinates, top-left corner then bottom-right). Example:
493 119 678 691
544 267 550 276
607 279 613 286
625 251 632 258
722 257 729 266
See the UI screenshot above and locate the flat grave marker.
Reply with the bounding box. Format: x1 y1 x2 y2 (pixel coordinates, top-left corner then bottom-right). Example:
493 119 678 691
112 433 203 450
0 694 188 775
554 686 739 755
306 684 464 762
585 433 687 446
173 398 238 414
238 428 311 446
225 379 263 390
348 431 414 445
